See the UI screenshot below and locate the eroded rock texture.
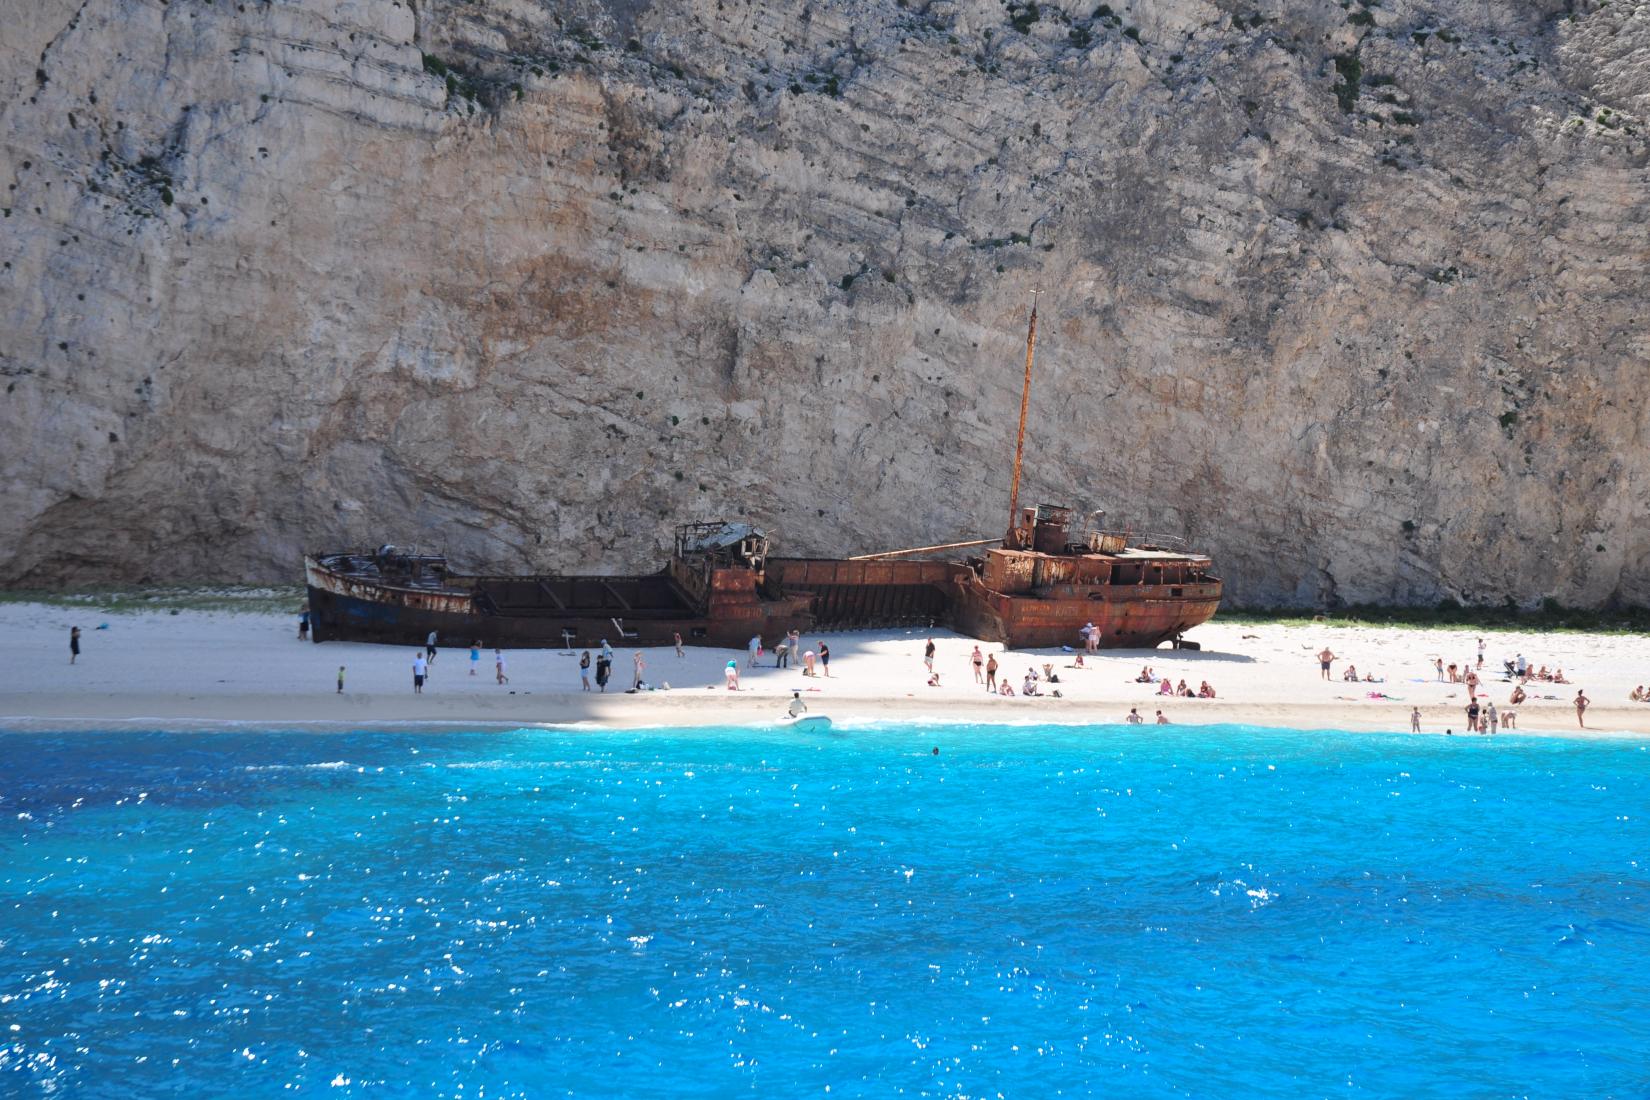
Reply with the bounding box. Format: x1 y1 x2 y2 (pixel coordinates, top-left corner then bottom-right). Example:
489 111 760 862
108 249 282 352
2 0 1647 605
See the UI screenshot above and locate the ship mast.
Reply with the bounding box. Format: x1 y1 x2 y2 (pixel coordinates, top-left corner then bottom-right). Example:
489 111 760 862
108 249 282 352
1006 292 1039 537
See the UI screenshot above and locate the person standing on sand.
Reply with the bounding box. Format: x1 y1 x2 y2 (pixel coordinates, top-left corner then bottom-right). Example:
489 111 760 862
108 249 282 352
985 653 998 692
495 649 509 685
674 632 684 658
470 641 481 677
633 651 645 690
1575 689 1590 728
924 638 936 673
1477 637 1485 669
298 609 309 641
601 639 614 663
69 626 81 664
1085 622 1100 654
971 646 984 683
1411 707 1421 732
596 653 611 692
774 637 790 669
412 651 427 694
1435 658 1444 681
1466 699 1481 732
1318 647 1336 680
1486 701 1498 734
748 635 762 668
337 666 346 694
580 650 591 691
818 643 831 677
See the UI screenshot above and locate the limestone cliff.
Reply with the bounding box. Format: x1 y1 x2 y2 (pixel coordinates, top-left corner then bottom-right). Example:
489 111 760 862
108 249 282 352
2 0 1647 607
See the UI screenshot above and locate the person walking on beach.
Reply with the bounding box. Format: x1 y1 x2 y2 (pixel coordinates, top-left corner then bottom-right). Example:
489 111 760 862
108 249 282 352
596 653 611 692
1435 658 1444 681
985 652 998 692
1317 647 1336 680
412 651 427 694
470 641 481 676
495 649 509 685
601 639 614 663
1410 707 1421 732
748 634 762 668
69 625 81 664
298 609 309 641
924 638 936 673
337 666 346 694
580 650 591 691
426 630 438 664
633 651 645 690
818 643 831 677
1477 637 1485 669
971 646 984 684
674 632 684 658
1575 689 1590 728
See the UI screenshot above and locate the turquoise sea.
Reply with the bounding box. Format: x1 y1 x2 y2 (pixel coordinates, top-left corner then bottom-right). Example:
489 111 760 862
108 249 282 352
2 723 1647 1097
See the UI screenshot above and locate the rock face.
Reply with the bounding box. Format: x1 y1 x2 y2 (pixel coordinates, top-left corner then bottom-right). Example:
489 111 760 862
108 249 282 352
2 0 1647 607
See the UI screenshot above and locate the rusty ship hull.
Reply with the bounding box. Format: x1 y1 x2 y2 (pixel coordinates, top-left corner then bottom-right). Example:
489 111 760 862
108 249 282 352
305 525 813 650
309 513 1221 652
951 566 1222 649
762 523 1221 650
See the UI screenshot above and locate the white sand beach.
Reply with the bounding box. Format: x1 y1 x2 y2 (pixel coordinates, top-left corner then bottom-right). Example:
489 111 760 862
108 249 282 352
4 601 1650 738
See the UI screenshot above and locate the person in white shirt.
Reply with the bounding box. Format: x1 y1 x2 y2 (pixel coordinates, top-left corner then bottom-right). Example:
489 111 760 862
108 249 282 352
412 652 427 694
787 691 807 717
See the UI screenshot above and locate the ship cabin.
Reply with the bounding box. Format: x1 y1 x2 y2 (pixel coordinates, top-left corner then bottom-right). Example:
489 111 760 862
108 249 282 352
978 504 1218 598
666 521 773 614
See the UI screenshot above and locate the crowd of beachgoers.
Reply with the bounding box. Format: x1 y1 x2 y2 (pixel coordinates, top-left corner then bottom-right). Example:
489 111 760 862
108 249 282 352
11 601 1650 737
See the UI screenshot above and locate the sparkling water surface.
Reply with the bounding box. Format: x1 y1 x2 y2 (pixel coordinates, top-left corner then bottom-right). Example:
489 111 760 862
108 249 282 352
3 724 1648 1097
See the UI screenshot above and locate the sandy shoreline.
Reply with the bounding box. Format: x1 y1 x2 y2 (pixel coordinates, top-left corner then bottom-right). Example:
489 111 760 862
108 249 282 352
3 602 1649 739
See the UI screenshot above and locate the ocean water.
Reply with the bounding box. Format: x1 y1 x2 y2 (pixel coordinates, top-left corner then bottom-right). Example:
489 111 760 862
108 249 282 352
2 724 1647 1098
